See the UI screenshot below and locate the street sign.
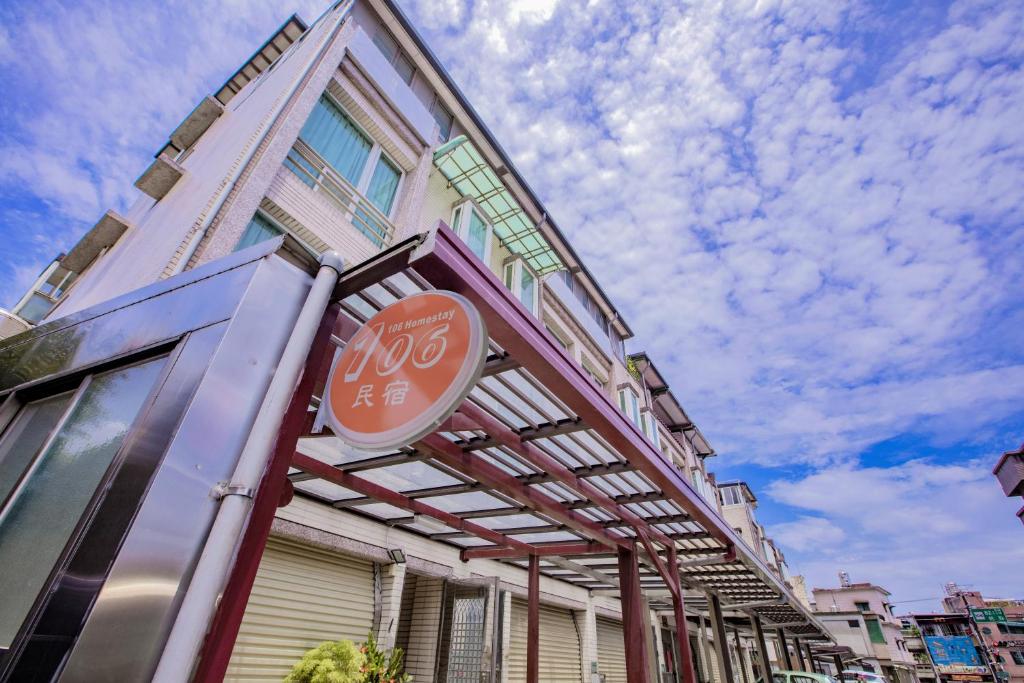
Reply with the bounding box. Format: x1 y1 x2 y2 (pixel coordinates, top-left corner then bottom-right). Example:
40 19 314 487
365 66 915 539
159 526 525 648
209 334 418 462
970 608 1007 623
326 291 487 450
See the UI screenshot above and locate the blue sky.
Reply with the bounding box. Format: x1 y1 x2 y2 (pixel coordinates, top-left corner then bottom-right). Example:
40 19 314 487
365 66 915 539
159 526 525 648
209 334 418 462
1 0 1022 609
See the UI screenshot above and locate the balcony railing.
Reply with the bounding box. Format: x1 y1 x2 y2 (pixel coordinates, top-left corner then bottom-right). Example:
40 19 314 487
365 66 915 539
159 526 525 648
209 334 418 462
284 139 397 248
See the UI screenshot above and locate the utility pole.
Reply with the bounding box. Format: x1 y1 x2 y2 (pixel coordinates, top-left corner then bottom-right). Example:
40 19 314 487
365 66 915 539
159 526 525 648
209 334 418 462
960 593 1003 683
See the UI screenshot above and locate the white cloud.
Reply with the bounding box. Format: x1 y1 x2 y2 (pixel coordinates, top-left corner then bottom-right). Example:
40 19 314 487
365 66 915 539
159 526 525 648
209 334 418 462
398 0 1024 599
767 460 1024 608
771 516 846 552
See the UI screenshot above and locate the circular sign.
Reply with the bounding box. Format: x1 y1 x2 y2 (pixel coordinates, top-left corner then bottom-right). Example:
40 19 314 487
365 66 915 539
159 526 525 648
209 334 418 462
325 291 487 450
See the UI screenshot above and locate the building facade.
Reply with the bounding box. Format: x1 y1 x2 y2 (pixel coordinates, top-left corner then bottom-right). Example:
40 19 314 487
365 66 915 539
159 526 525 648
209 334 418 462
0 1 831 681
941 588 1024 683
814 580 919 683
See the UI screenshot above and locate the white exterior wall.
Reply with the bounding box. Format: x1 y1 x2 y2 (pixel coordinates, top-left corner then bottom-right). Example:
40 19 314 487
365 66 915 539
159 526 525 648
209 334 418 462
57 3 352 316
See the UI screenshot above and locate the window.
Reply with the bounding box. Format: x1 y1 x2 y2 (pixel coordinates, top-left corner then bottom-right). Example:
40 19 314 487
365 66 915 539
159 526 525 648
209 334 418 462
982 627 992 635
866 619 887 644
855 602 870 612
371 28 415 85
1011 651 1024 666
545 324 572 352
503 258 538 315
721 485 743 506
431 95 454 143
450 201 493 264
234 213 283 252
618 387 641 428
0 357 166 648
290 95 403 246
581 358 607 390
641 411 661 450
848 620 860 628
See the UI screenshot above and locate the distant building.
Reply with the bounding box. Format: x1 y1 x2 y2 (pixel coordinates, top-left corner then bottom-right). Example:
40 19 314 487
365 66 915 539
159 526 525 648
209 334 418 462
814 579 919 683
900 613 991 683
941 586 1024 683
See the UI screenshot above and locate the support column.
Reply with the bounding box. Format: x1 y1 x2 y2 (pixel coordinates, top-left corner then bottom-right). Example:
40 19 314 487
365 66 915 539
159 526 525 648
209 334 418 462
375 561 407 650
618 544 652 683
580 601 599 683
527 554 540 683
668 547 698 683
751 615 774 680
500 590 512 683
699 616 713 683
776 629 793 671
804 643 816 673
733 630 749 683
793 637 807 671
833 654 844 677
708 594 735 683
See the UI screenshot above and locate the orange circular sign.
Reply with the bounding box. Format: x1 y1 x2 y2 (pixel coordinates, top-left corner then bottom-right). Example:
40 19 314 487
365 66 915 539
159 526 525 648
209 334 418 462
326 291 487 450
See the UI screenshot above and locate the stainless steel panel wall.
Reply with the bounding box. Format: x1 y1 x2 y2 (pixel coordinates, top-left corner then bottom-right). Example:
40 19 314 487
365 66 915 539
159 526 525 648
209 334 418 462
60 254 312 681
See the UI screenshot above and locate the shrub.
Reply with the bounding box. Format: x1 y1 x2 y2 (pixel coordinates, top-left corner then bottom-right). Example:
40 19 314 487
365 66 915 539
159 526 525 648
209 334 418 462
285 633 411 683
284 639 365 683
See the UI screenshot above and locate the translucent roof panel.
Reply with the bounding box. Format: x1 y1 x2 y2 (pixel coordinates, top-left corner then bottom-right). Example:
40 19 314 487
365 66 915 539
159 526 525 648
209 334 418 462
433 136 563 274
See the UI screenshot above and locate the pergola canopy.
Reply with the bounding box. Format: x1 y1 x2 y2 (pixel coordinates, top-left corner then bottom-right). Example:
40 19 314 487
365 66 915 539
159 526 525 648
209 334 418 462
286 223 829 640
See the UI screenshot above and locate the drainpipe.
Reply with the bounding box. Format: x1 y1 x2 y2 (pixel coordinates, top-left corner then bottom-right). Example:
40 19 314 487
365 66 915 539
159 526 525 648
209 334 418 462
152 251 344 682
169 0 353 276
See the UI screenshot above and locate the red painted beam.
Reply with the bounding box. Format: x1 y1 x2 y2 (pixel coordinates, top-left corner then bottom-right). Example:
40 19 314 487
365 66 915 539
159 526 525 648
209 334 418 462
457 401 676 549
291 452 534 555
527 553 540 683
635 525 678 601
414 432 628 550
668 545 698 683
618 543 652 683
461 541 607 561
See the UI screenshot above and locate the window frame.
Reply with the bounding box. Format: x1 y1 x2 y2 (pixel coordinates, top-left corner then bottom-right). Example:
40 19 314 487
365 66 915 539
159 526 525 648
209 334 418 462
290 93 407 242
617 385 642 428
502 256 540 316
450 199 494 265
430 94 455 143
371 27 416 85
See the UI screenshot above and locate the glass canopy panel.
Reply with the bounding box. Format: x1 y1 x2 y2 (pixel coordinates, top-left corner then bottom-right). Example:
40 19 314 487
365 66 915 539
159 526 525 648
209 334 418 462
356 461 462 492
470 514 550 530
423 491 511 514
508 531 581 544
357 502 412 520
432 137 563 274
293 478 363 501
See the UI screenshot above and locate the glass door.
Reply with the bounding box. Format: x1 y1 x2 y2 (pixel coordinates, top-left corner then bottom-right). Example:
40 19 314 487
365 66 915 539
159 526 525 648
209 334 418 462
436 582 490 682
0 356 166 658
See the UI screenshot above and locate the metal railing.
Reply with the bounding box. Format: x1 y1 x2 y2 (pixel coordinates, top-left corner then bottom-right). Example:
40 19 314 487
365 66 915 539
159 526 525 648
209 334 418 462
284 138 397 248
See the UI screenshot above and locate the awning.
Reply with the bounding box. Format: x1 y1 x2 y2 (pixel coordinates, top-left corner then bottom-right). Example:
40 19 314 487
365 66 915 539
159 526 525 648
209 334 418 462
433 136 563 274
286 224 830 640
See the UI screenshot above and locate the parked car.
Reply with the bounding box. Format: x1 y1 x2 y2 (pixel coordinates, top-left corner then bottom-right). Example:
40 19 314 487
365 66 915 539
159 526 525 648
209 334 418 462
770 671 839 683
840 670 889 683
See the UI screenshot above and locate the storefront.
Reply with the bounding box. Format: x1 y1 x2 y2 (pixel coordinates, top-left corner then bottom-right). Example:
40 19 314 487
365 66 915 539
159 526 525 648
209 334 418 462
0 229 829 681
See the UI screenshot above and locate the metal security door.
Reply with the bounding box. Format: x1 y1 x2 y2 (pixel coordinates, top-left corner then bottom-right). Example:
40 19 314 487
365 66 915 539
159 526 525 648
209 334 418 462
436 582 490 682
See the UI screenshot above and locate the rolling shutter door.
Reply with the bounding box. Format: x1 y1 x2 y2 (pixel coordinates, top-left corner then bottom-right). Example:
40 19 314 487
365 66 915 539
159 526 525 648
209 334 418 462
508 598 582 682
597 616 628 683
225 536 375 681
